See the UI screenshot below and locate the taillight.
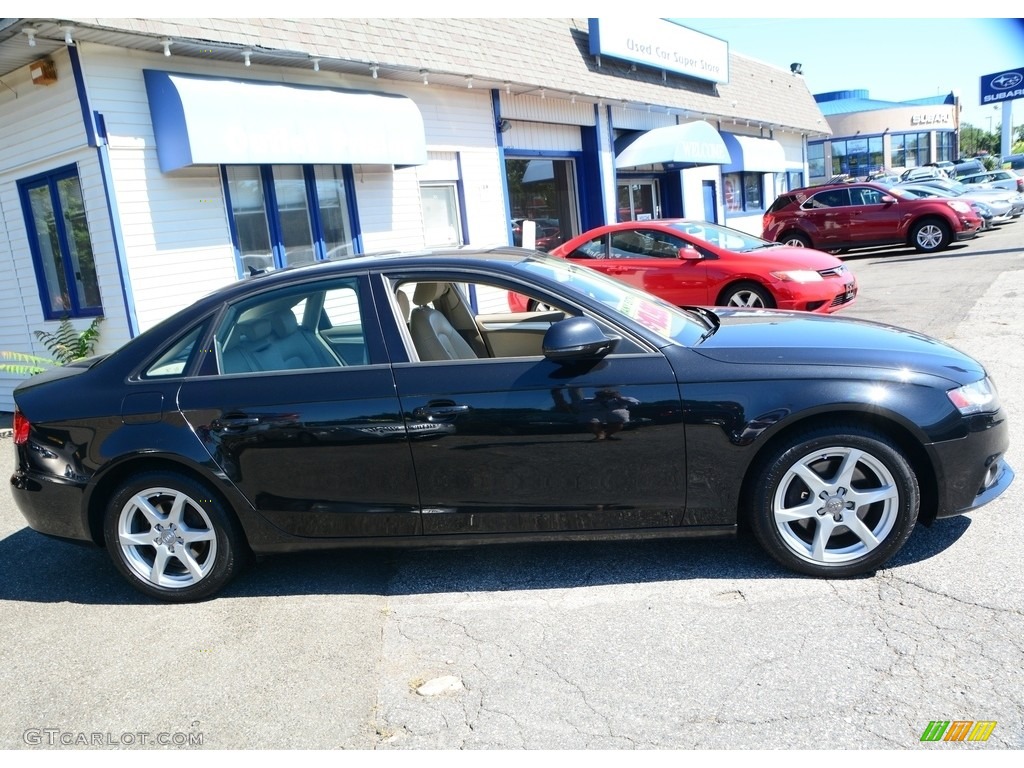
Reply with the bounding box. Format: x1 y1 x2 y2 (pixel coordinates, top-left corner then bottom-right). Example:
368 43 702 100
12 409 30 445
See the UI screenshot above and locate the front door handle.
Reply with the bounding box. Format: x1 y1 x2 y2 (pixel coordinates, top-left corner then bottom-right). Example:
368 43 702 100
413 403 471 420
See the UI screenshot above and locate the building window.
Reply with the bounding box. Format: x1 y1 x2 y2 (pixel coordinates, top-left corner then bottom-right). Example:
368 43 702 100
420 184 463 247
724 172 763 213
807 143 826 179
224 164 355 274
18 165 103 319
936 132 955 163
831 137 884 176
891 132 931 169
505 158 578 252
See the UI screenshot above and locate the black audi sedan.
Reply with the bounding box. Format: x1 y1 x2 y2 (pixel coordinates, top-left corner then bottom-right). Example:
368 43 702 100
8 248 1014 601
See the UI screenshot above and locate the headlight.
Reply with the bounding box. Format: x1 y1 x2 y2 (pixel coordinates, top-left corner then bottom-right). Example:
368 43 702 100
947 377 1000 415
769 270 823 283
947 201 973 214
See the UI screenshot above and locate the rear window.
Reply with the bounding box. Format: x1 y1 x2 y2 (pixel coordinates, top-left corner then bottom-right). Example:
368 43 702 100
766 194 797 214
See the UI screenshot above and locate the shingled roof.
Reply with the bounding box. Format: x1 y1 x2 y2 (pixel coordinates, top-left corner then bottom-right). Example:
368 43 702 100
43 17 828 134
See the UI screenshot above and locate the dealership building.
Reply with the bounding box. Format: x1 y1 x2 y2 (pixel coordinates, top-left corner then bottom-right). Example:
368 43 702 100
807 89 959 182
0 18 830 409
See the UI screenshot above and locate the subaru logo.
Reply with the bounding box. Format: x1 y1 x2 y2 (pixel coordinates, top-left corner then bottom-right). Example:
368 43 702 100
991 72 1022 90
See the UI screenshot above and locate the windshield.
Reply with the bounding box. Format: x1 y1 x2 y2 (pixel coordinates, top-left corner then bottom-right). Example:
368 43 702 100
664 221 776 252
516 254 707 344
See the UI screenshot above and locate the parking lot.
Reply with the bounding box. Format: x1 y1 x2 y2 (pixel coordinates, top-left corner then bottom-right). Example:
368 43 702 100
1 222 1022 750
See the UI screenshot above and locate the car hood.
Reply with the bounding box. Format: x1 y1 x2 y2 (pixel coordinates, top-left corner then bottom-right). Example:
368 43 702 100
691 309 984 385
737 245 847 270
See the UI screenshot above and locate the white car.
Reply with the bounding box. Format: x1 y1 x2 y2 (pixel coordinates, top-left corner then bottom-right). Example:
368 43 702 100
959 170 1024 194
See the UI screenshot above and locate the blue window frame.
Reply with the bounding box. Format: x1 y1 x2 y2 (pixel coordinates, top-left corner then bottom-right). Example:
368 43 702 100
18 165 103 319
222 164 359 275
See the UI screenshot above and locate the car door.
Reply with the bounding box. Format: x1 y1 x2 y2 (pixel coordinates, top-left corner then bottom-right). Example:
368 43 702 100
177 275 421 538
376 272 688 536
847 186 904 245
569 228 709 305
799 188 852 247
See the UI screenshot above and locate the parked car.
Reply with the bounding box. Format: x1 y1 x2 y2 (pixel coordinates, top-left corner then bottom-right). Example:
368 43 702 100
958 170 1024 194
893 182 1014 229
899 166 945 182
923 161 956 178
910 177 1024 217
952 158 987 178
8 248 1013 601
1002 154 1024 171
511 220 858 314
762 182 984 253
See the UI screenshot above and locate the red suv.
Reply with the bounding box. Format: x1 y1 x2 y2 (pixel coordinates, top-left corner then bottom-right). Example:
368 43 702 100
763 182 983 253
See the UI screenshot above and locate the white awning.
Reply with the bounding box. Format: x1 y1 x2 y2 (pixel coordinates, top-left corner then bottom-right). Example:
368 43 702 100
143 71 428 172
721 133 787 173
615 120 731 169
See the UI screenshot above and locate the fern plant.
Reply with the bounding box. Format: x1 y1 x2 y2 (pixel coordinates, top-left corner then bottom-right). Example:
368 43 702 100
0 317 103 376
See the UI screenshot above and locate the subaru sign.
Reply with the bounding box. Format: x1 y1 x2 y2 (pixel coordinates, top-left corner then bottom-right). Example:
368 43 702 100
981 68 1024 104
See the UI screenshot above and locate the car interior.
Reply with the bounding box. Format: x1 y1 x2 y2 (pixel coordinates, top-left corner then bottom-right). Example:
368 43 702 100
396 280 571 362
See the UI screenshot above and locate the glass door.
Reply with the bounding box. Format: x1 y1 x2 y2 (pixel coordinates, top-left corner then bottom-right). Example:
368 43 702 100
616 180 661 222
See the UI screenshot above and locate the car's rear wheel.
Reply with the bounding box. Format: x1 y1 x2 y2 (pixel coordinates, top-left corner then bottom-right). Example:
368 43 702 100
780 232 811 248
910 218 951 253
748 425 919 577
719 281 775 309
104 471 247 602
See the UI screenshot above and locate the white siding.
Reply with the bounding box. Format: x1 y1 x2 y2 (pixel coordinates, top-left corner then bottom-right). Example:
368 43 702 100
0 49 131 411
500 94 596 126
504 121 583 152
79 44 237 332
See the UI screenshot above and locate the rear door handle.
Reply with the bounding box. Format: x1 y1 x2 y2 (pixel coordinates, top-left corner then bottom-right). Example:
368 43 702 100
211 416 261 431
413 403 471 420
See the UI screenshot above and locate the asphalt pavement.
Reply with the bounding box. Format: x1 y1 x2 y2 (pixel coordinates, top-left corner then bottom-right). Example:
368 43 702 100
1 222 1022 751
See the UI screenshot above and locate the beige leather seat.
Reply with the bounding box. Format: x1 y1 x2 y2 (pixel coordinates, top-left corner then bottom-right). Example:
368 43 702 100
409 283 478 361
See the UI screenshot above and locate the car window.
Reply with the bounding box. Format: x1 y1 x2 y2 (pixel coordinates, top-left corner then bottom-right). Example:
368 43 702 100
215 279 365 374
804 189 851 209
569 235 606 259
142 322 209 379
394 277 647 362
852 188 887 205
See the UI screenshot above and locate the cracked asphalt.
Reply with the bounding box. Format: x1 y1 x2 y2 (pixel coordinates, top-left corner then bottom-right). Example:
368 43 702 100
1 224 1022 750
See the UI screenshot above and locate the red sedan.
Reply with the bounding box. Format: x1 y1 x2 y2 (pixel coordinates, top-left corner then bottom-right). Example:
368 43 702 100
510 220 857 313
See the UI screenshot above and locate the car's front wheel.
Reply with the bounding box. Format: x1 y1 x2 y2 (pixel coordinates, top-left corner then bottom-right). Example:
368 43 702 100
780 232 811 248
104 471 247 602
719 281 775 309
748 425 919 577
910 218 951 253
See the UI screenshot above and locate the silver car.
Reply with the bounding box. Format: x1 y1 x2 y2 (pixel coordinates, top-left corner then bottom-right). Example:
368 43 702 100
959 170 1024 194
893 183 1014 227
911 178 1024 218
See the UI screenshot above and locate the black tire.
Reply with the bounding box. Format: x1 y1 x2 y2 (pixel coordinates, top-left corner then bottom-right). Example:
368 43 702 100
719 281 776 310
780 232 811 248
103 470 248 602
747 425 919 577
910 218 951 253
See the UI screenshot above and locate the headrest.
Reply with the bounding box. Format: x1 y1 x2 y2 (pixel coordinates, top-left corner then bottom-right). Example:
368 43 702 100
271 311 299 338
413 282 448 306
396 291 411 322
236 318 273 343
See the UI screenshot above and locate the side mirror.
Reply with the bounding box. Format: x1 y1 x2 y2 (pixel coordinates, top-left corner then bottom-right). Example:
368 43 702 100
542 316 619 361
678 245 701 260
881 195 897 204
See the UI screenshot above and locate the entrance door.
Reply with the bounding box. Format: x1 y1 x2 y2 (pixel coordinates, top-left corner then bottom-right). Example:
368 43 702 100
616 180 661 222
702 181 718 223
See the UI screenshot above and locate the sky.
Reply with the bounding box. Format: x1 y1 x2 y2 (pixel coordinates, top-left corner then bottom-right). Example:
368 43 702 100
676 17 1024 132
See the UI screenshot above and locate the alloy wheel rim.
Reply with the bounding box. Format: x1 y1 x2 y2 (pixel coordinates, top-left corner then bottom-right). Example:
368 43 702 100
117 487 218 589
772 446 899 565
917 225 943 249
728 291 766 308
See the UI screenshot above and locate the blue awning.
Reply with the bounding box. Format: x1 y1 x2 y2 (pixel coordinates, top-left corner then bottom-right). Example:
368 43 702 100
615 120 731 169
721 133 786 173
143 71 428 172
